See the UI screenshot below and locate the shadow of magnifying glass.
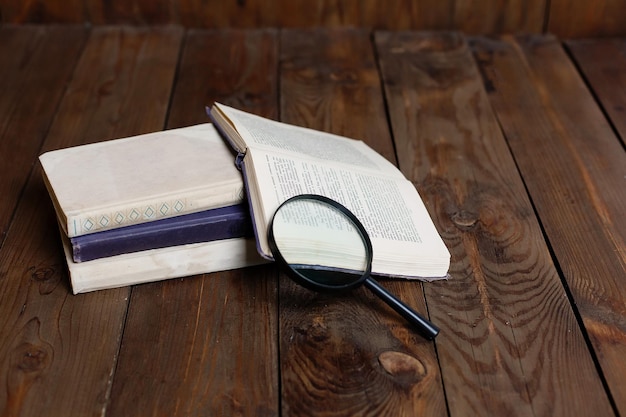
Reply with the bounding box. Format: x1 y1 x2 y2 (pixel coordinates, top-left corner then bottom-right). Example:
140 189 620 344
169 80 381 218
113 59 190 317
268 194 439 341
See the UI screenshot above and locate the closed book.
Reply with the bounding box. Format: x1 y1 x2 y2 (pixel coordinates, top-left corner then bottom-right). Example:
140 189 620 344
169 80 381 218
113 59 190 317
70 203 253 262
40 124 244 237
60 229 267 294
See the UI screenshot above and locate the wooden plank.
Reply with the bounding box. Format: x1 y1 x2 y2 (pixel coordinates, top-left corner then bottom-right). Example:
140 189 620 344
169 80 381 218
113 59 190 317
177 0 278 27
106 29 280 416
471 34 626 415
452 0 546 34
548 0 626 37
0 0 175 24
376 31 614 416
86 0 177 25
41 27 182 149
166 29 279 126
278 28 446 416
0 26 85 245
567 38 626 146
275 0 452 30
178 0 446 28
352 0 451 30
1 0 549 33
0 26 182 417
0 0 85 23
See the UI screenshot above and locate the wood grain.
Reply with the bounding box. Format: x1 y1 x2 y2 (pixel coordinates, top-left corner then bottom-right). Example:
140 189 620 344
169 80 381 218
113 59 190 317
167 29 279 127
0 26 85 246
106 29 280 417
376 31 614 416
177 0 278 28
567 38 626 146
0 0 85 23
0 26 182 417
274 0 451 30
0 0 575 35
40 27 183 150
86 0 177 25
107 267 279 417
548 0 626 37
472 33 626 414
279 28 446 417
357 0 452 29
452 0 546 34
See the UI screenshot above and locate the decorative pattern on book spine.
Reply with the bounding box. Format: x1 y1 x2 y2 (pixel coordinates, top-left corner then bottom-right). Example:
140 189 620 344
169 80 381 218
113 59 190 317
73 199 187 235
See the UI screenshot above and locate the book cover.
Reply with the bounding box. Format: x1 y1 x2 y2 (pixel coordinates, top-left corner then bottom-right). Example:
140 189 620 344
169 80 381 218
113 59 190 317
61 230 267 294
40 124 244 237
70 203 253 262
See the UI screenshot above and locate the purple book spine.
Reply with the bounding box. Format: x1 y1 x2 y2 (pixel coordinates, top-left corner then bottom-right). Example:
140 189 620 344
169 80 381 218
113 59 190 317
71 204 253 262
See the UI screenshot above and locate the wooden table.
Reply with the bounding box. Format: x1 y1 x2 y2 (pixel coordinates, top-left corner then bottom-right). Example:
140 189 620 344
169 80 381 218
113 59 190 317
1 25 625 417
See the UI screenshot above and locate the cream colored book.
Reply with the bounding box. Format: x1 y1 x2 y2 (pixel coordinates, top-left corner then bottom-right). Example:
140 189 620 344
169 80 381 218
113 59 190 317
60 230 266 294
208 103 451 280
40 124 244 237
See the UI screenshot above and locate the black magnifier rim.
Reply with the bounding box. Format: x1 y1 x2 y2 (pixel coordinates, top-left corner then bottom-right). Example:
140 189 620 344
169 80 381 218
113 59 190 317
268 194 373 293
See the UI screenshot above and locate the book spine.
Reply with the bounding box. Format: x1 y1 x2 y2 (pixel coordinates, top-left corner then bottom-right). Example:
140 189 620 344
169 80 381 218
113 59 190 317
65 183 245 237
207 109 247 171
71 204 252 262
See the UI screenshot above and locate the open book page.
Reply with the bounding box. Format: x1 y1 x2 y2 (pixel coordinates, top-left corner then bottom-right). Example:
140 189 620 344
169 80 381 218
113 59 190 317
246 147 450 278
213 103 404 180
271 197 369 272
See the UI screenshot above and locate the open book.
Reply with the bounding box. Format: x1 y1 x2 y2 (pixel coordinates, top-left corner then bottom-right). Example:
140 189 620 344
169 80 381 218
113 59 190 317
208 103 450 280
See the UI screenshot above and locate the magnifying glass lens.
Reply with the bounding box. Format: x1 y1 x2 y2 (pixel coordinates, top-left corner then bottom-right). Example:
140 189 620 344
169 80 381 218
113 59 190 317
270 196 370 290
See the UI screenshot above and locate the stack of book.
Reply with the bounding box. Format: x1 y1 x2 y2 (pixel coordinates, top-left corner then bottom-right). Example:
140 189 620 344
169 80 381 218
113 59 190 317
41 105 451 294
39 124 266 294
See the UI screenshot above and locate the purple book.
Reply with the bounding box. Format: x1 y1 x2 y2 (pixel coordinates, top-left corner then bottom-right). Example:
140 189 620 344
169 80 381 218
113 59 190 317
70 203 253 262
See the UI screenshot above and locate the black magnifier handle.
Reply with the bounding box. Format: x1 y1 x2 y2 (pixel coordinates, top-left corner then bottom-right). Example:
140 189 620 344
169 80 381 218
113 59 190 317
364 277 439 340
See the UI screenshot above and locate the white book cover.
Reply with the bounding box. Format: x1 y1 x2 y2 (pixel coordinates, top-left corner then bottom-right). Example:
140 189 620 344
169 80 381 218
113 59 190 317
60 231 267 294
40 124 244 237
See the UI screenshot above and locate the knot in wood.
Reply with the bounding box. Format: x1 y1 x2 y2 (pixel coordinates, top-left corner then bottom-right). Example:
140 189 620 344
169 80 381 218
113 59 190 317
28 265 61 294
330 70 357 83
378 351 426 385
451 209 479 230
13 342 51 373
30 266 56 282
295 317 329 342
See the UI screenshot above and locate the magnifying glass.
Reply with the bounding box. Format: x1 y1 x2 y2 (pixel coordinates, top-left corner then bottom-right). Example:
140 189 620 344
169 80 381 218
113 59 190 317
268 194 439 340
